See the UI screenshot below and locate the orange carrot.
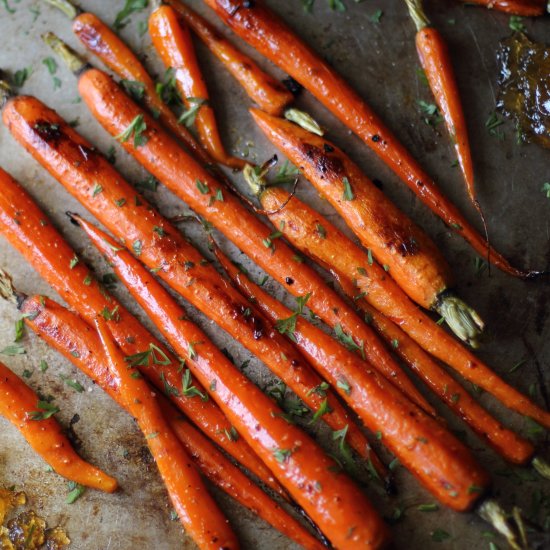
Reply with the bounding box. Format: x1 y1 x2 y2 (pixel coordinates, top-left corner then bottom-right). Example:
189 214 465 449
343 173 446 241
250 108 483 346
0 360 117 492
95 317 238 549
165 0 293 115
80 215 491 514
15 291 325 550
255 184 550 429
202 0 536 279
0 166 278 495
457 0 546 15
74 228 390 549
406 0 486 233
61 55 433 414
74 213 387 484
149 4 245 169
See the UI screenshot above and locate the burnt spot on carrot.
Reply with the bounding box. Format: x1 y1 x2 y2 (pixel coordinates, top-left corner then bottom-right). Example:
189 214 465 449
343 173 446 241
302 143 344 179
230 302 265 340
32 119 63 143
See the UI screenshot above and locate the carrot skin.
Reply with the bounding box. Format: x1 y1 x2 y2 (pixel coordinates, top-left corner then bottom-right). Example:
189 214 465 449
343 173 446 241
22 295 324 550
77 214 380 481
457 0 546 15
0 166 278 495
210 245 491 511
74 66 433 415
416 27 477 209
334 276 535 465
95 318 238 550
149 5 245 169
0 361 117 493
76 231 390 548
72 12 211 167
165 0 293 115
250 108 452 310
259 185 550 430
202 0 529 278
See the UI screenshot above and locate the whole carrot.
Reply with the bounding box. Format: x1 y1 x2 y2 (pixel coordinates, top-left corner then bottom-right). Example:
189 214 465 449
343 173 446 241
250 108 482 345
0 166 278 494
149 3 245 169
164 0 293 115
457 0 546 15
78 214 495 515
9 288 325 550
46 43 432 414
405 0 487 236
255 184 550 430
74 213 386 483
74 227 390 549
44 0 213 167
201 0 536 279
0 361 117 493
95 317 239 550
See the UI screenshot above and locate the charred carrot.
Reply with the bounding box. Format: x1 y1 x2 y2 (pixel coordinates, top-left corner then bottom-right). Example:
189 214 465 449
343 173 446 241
202 0 536 279
0 166 278 495
255 184 550 429
95 318 238 549
0 361 117 492
9 288 325 550
406 0 487 237
73 226 390 549
457 0 546 15
164 0 293 115
79 215 495 516
46 42 432 414
149 3 245 169
250 109 483 346
74 213 386 483
44 0 213 167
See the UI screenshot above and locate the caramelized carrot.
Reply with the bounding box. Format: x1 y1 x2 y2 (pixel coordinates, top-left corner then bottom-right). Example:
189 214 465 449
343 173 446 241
95 318 238 549
149 4 245 169
16 292 325 550
202 0 535 279
256 184 550 429
64 59 433 414
250 109 483 345
165 0 293 115
406 0 486 234
74 213 386 482
0 166 278 494
73 228 390 549
457 0 546 15
0 361 117 492
81 216 490 513
335 277 535 465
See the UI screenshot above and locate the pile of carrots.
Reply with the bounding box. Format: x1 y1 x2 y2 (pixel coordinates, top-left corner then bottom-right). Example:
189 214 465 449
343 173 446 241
0 0 547 548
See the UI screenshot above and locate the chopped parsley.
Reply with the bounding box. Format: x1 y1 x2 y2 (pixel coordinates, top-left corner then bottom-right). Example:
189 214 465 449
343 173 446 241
181 368 208 400
272 447 293 463
66 481 86 504
28 400 59 421
179 97 208 128
342 177 354 201
115 114 148 147
121 80 146 102
113 0 148 30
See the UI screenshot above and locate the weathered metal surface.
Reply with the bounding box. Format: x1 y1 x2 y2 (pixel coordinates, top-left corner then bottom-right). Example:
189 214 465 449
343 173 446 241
0 1 548 548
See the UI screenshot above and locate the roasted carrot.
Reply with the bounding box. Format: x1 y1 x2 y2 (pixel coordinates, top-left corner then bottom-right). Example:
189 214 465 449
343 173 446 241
43 0 214 167
80 215 493 514
0 166 279 495
149 3 245 169
0 361 117 493
11 290 325 550
48 47 433 414
74 213 386 483
95 317 238 549
250 109 484 346
457 0 546 15
73 226 389 548
202 0 536 279
164 0 293 115
255 184 550 429
406 1 487 239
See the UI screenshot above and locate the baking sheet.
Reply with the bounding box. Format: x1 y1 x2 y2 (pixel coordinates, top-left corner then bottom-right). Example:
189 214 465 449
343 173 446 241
0 0 549 548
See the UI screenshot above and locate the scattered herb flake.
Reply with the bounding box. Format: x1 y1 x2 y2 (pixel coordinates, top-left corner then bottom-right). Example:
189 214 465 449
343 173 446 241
113 0 148 30
28 400 59 421
342 177 354 201
0 343 26 356
115 114 148 147
179 97 208 128
66 481 86 504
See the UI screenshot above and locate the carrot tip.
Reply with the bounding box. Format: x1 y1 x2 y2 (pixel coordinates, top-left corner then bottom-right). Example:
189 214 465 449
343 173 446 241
434 292 484 347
